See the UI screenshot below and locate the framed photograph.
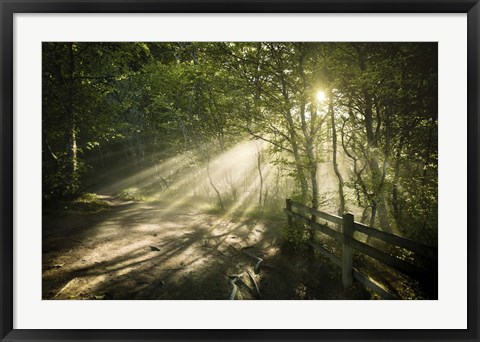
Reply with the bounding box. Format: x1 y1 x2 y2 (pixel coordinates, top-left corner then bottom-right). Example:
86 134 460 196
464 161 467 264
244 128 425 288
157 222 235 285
1 0 479 341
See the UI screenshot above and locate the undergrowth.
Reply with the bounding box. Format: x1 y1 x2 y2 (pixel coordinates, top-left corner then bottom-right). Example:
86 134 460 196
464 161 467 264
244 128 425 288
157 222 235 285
71 192 109 213
115 188 154 202
43 192 109 215
280 222 309 250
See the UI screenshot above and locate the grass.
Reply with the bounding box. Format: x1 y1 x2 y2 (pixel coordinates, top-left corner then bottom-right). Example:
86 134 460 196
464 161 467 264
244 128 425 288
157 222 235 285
114 188 156 202
71 192 109 213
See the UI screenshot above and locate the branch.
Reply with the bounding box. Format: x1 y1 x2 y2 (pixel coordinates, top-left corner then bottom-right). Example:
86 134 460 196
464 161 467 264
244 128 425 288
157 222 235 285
243 126 293 154
74 71 147 81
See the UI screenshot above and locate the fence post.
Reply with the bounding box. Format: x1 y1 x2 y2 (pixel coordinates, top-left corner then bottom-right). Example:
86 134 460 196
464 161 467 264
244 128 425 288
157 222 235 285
286 199 292 228
342 213 354 288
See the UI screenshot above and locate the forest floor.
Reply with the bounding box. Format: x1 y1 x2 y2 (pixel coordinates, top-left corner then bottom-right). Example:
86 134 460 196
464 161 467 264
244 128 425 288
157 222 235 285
42 195 371 300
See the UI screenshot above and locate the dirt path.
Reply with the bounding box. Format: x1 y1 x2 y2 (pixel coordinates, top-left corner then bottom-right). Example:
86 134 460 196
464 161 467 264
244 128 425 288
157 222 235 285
42 197 370 300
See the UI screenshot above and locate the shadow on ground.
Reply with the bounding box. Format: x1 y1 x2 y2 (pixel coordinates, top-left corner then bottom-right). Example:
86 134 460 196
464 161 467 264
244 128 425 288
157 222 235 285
42 196 372 300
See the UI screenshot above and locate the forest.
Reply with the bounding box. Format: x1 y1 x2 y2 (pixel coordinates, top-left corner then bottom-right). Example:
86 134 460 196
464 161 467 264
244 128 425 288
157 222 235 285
42 42 438 300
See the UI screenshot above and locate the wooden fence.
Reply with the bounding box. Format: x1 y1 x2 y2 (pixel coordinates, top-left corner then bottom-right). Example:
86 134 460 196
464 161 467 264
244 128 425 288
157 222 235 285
284 199 437 300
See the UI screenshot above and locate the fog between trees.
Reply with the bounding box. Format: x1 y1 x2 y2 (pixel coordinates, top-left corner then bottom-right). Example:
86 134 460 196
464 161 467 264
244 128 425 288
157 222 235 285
43 42 437 256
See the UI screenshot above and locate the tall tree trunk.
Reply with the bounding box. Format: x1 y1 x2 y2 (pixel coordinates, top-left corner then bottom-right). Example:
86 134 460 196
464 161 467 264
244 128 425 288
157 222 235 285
356 46 392 233
65 42 79 195
421 115 436 230
392 138 404 230
329 91 345 216
289 127 309 202
369 203 377 229
276 52 309 203
374 185 392 233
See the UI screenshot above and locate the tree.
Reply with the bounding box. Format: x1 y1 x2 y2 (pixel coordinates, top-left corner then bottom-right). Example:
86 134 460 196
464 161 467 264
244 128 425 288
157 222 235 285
42 41 438 247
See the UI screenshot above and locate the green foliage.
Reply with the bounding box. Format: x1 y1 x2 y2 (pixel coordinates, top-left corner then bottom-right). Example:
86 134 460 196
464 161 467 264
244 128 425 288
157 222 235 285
203 202 228 215
42 42 437 252
69 192 108 213
115 188 151 202
280 222 309 248
75 192 102 203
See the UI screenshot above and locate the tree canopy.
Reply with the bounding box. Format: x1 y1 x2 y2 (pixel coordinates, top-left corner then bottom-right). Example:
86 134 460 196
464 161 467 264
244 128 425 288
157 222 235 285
43 42 437 245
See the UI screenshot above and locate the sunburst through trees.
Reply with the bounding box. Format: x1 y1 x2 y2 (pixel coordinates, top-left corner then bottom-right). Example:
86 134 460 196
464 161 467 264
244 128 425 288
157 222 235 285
42 42 437 300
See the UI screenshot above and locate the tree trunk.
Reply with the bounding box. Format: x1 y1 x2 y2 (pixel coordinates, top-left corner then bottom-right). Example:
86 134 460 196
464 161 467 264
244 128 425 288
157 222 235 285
329 91 345 216
356 46 392 233
206 157 224 210
421 115 436 230
64 42 79 195
392 139 404 229
277 57 309 203
375 199 392 233
290 133 309 202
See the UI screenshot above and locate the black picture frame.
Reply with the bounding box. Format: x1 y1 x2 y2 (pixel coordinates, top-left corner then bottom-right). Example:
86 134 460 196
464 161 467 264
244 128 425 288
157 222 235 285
1 1 479 341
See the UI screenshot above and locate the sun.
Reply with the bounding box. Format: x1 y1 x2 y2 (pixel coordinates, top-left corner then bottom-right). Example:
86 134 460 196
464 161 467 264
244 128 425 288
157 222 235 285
316 90 326 102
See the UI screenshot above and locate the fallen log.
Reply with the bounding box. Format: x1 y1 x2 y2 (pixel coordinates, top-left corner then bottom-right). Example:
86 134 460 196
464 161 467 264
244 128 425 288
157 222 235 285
246 270 261 297
230 278 238 300
242 249 263 274
228 273 245 300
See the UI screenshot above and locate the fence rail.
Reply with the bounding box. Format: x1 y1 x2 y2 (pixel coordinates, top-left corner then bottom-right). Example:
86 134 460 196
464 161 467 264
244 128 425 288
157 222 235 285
284 199 437 299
